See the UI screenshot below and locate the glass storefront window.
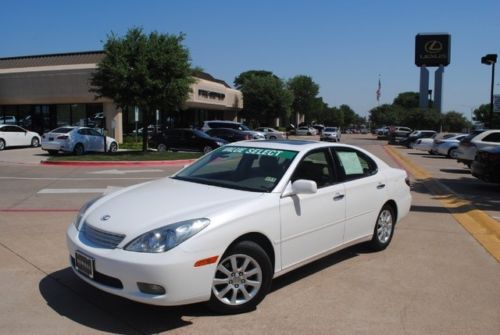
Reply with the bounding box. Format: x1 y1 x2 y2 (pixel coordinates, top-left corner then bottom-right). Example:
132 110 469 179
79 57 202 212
71 104 86 126
57 105 71 127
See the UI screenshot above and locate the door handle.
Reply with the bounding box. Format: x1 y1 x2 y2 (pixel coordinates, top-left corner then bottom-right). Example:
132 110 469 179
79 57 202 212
333 194 345 201
377 184 386 189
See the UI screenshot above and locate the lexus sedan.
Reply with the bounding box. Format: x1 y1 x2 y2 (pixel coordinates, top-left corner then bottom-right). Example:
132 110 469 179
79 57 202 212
0 124 41 150
67 140 411 314
41 126 118 155
320 127 341 142
148 128 227 153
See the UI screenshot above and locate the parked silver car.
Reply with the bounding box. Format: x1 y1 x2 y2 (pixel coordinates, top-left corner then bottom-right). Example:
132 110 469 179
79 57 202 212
432 134 467 158
255 127 285 140
41 126 118 155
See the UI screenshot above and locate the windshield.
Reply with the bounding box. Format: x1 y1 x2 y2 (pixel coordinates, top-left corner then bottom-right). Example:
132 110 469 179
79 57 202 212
324 127 337 132
173 146 298 192
50 127 73 134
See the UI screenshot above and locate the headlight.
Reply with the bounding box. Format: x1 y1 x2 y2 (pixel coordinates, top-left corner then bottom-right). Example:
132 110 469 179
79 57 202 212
124 218 210 253
216 141 225 146
74 196 102 230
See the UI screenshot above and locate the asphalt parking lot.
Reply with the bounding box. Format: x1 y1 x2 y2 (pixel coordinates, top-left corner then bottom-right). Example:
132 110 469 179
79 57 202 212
0 134 499 335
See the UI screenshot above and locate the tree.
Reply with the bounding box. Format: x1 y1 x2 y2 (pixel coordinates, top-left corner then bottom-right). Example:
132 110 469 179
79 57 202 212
91 27 196 151
369 104 404 126
239 74 293 126
393 92 420 109
473 104 500 128
234 70 277 90
287 75 320 124
441 111 471 132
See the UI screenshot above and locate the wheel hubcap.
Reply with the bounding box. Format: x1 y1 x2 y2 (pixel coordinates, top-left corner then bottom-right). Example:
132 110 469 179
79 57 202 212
212 254 262 306
377 209 393 243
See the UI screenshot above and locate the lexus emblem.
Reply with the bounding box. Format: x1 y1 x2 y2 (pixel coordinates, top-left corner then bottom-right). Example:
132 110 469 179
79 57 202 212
424 40 443 54
101 215 111 221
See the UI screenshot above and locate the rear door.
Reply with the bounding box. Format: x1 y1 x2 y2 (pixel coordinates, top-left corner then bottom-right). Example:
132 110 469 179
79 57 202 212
331 146 386 243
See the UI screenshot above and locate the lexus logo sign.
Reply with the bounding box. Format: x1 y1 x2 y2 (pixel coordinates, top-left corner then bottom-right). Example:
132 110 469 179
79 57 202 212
415 34 451 67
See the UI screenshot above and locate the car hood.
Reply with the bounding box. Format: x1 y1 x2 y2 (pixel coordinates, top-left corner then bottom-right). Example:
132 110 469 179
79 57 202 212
83 177 263 237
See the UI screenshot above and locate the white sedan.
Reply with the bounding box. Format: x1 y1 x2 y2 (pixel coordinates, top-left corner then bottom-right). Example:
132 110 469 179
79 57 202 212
295 126 317 136
67 140 411 313
41 126 118 155
0 125 41 150
256 127 285 140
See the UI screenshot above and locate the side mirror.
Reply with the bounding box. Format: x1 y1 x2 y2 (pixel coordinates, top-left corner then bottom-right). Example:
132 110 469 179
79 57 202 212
282 179 317 197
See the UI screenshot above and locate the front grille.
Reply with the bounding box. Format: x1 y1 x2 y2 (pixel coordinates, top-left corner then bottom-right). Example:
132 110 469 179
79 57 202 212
81 222 125 249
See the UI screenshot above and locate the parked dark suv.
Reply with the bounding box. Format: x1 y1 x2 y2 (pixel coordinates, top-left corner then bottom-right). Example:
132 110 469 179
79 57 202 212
205 128 253 143
148 128 227 154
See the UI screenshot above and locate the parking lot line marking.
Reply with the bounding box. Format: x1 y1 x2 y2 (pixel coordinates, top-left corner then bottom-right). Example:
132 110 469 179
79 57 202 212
384 145 500 262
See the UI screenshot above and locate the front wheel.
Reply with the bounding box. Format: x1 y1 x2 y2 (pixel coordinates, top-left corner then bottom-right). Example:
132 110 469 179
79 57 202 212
207 241 272 314
157 143 167 152
108 142 118 153
369 204 395 251
0 139 5 151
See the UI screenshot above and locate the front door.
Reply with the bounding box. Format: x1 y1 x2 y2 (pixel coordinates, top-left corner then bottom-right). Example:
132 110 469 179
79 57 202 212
280 148 346 269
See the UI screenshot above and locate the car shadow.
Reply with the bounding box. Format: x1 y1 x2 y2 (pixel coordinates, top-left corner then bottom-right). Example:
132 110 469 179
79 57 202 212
41 245 367 332
440 168 471 174
39 267 207 334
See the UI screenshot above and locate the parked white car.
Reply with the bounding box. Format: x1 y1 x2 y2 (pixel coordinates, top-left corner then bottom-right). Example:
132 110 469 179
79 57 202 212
456 129 500 167
320 127 341 142
67 140 411 313
0 125 41 150
41 126 118 155
295 126 317 136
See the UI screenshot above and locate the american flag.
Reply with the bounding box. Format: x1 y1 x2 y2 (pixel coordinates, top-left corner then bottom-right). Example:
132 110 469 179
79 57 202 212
376 78 381 102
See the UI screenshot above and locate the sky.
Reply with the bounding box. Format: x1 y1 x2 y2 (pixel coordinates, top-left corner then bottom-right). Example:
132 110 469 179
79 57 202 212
1 0 499 119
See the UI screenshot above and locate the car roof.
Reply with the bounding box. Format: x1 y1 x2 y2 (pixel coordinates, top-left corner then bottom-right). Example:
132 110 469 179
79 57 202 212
224 139 356 153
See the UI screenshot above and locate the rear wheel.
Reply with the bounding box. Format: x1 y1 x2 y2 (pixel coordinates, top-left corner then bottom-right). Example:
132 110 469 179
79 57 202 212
448 148 458 159
369 204 395 251
208 241 272 314
31 137 40 147
73 143 84 156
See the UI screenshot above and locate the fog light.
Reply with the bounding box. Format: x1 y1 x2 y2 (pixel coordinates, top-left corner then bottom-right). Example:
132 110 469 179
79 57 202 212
137 282 166 295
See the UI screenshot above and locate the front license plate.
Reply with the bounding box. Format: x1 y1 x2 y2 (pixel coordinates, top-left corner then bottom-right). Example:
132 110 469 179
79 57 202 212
75 251 95 279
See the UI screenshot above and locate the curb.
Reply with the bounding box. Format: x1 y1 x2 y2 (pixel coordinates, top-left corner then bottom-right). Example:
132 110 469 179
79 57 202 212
40 159 196 167
384 145 500 262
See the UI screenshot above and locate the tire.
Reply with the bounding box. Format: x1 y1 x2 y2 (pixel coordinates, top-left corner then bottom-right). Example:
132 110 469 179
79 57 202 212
369 204 395 251
207 241 272 314
157 143 167 152
108 142 118 153
448 148 458 159
31 137 40 147
269 136 276 140
73 143 84 156
203 146 214 154
428 150 434 155
0 139 5 151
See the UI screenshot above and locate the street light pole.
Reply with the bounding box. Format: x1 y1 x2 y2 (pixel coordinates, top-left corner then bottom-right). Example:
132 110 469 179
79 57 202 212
481 54 497 128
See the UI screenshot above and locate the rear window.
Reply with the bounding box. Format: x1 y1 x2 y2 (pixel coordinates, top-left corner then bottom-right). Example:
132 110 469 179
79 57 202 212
50 127 73 134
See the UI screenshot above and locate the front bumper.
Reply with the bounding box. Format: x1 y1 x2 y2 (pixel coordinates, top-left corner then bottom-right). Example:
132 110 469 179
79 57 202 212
66 224 219 306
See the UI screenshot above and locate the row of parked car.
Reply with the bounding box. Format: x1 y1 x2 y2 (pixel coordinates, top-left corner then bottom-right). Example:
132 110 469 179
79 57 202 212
384 126 500 184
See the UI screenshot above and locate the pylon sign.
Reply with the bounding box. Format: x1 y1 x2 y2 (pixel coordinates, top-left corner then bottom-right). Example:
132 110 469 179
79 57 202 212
415 34 451 67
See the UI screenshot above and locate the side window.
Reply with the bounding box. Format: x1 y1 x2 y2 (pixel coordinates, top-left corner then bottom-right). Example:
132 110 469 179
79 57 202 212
78 129 89 135
333 147 378 181
291 149 335 188
482 132 500 143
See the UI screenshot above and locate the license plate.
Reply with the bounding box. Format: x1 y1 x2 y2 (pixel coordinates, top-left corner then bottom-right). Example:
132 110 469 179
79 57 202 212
75 251 95 278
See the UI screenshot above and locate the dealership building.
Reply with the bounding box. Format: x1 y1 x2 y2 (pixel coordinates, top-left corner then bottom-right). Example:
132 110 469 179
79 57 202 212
0 51 243 142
